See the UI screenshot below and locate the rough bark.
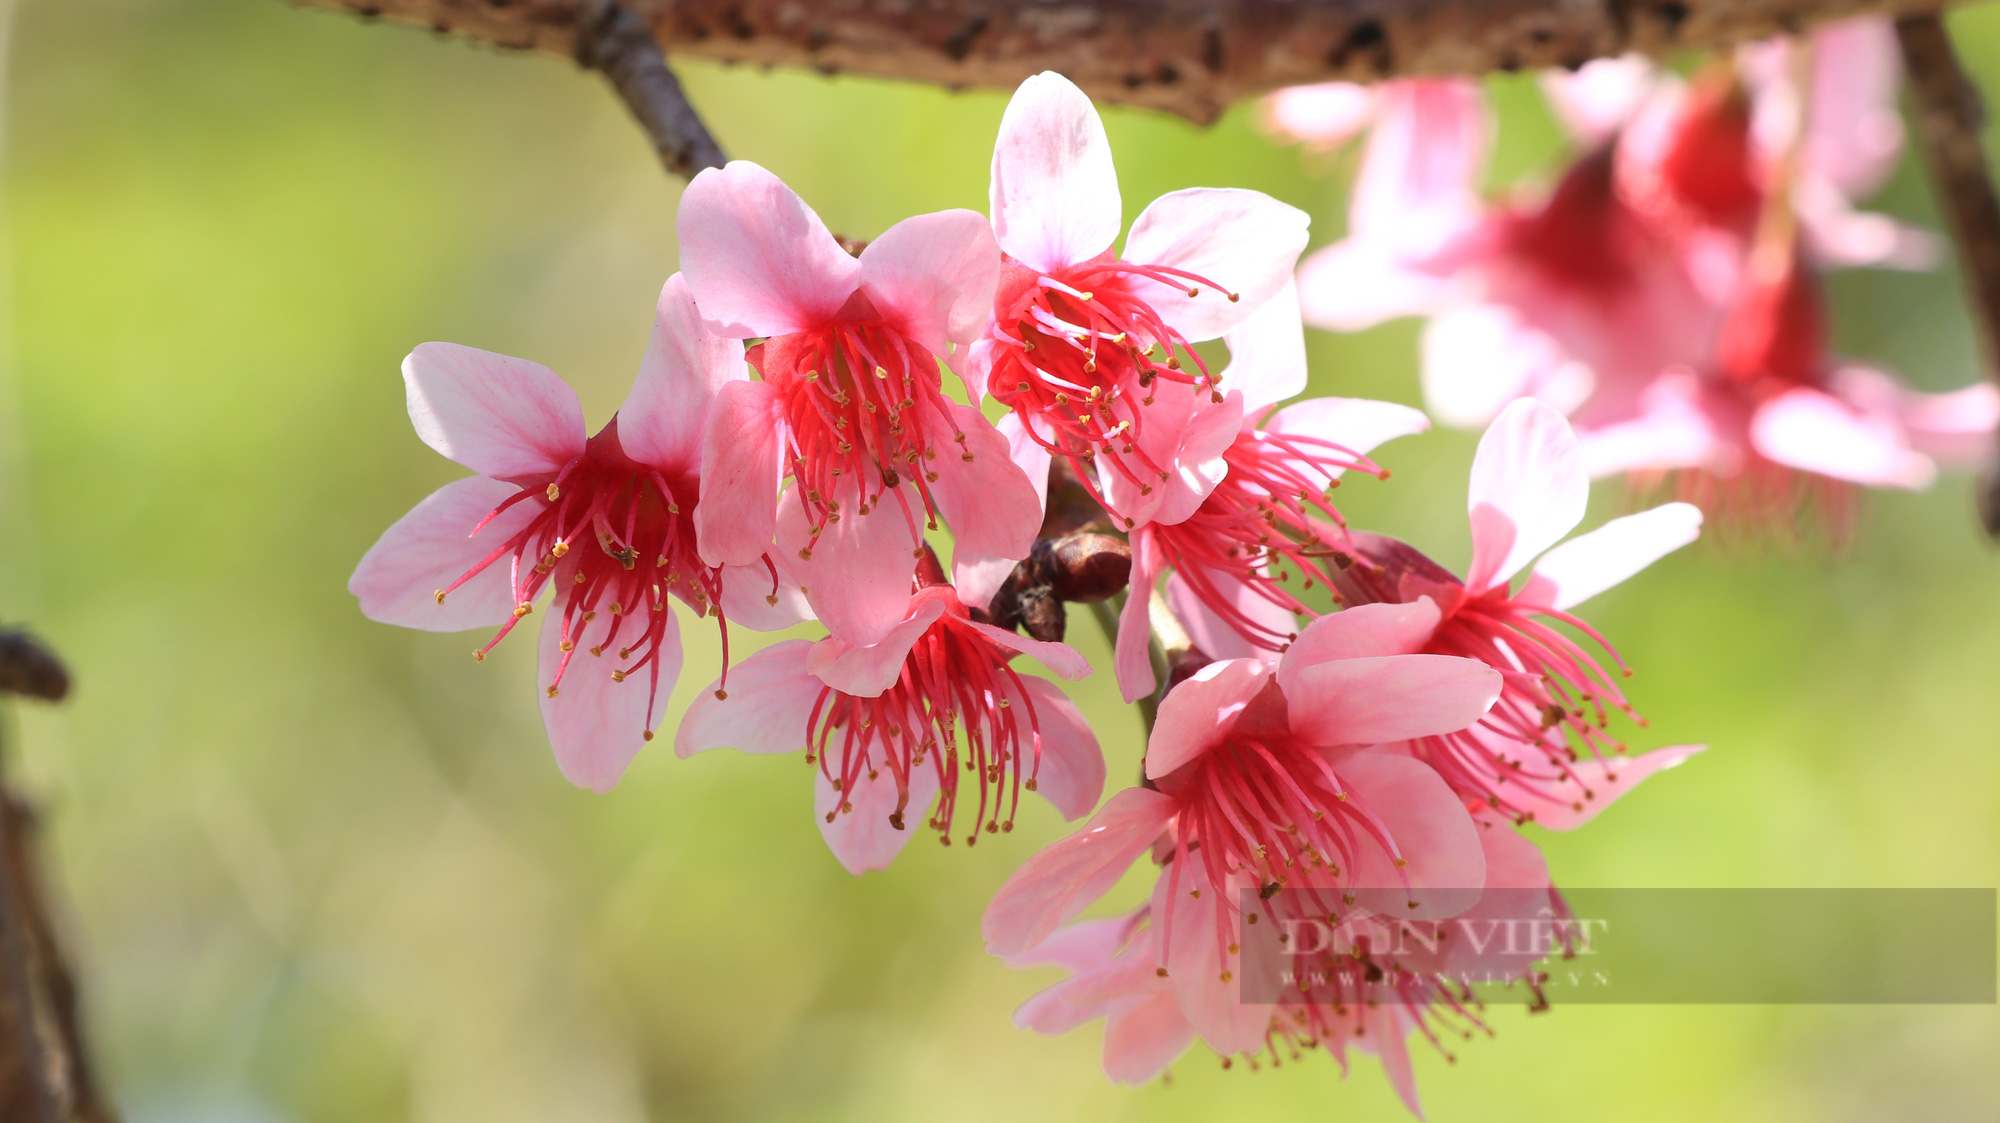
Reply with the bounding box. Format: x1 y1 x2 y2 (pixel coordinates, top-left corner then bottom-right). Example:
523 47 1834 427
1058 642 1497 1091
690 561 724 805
299 0 1955 124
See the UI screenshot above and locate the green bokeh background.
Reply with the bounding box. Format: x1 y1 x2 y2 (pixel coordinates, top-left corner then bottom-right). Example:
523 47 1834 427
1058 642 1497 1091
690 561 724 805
2 1 1996 1120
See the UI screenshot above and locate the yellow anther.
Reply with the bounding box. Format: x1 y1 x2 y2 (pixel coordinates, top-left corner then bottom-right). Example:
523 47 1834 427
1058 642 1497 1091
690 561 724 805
546 483 561 501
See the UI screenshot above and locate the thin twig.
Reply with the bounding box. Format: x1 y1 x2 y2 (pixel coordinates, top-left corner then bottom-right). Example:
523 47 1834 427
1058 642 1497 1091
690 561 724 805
575 1 725 179
1896 14 2000 536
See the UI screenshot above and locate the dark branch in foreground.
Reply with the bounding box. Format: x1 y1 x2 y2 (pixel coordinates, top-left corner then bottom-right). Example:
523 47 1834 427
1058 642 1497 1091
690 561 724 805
0 631 114 1123
298 0 1954 124
576 1 726 178
1896 14 2000 538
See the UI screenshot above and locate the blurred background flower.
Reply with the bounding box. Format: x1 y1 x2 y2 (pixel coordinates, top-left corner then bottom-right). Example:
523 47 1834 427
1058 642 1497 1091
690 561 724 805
0 1 1995 1120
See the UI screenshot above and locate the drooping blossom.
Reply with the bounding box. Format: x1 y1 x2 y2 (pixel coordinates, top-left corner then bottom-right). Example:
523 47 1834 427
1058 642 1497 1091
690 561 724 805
350 276 804 792
997 755 1590 1112
678 161 1044 646
985 607 1504 1066
1112 284 1432 700
977 72 1311 529
1305 399 1707 824
677 550 1102 872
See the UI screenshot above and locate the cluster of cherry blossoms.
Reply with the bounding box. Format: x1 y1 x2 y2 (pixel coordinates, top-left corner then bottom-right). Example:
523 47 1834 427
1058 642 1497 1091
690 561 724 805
1270 16 1999 538
339 53 1892 1109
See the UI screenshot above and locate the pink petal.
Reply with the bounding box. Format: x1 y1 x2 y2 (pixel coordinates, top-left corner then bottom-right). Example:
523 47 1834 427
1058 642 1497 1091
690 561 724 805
1115 531 1161 703
1360 1005 1425 1119
982 786 1177 956
537 605 678 793
1575 372 1724 478
1465 399 1590 593
1102 990 1196 1086
805 595 947 698
1517 502 1702 611
1804 17 1905 201
776 481 923 647
694 379 785 568
674 639 819 757
1278 598 1442 696
350 476 542 632
965 621 1093 681
1539 55 1655 144
931 402 1044 562
676 161 859 337
1260 81 1375 148
1144 659 1275 780
1285 654 1500 747
1528 743 1705 831
1264 396 1431 469
402 343 585 479
1009 673 1105 821
1339 751 1487 920
617 273 748 470
1832 365 2000 465
989 72 1123 274
1351 80 1487 257
954 411 1051 609
1476 816 1554 890
1295 235 1452 332
1420 303 1576 430
1751 386 1936 489
1152 872 1273 1056
859 209 1001 355
1102 382 1242 528
1221 279 1307 416
1796 180 1940 270
718 560 812 631
816 756 941 875
1121 187 1311 342
1004 913 1135 971
1163 570 1298 663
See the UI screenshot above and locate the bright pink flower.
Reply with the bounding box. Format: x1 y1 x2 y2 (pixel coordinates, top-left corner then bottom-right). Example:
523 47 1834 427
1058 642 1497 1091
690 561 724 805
677 161 1044 647
677 568 1102 872
350 276 804 792
985 618 1503 1068
1111 286 1432 700
1000 800 1571 1111
1311 400 1706 822
978 72 1311 528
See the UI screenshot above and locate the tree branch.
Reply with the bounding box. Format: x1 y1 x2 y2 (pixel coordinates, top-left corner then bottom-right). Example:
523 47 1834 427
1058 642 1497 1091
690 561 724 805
575 2 725 177
1897 13 2000 537
299 0 1954 124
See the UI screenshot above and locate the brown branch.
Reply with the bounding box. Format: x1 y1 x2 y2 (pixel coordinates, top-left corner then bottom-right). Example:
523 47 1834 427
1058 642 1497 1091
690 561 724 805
0 632 115 1123
1897 14 2000 538
299 0 1954 124
575 2 725 177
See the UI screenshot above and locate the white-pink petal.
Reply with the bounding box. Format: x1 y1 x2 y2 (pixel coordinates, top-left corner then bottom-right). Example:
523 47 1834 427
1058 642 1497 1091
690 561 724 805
675 639 819 757
1144 659 1274 780
1751 386 1936 489
617 273 748 471
931 402 1044 562
965 620 1093 681
982 787 1178 956
402 343 585 479
1163 570 1298 664
1285 654 1500 747
1009 674 1105 821
1421 302 1584 430
537 606 678 793
859 209 1001 354
1261 81 1375 148
1278 598 1441 696
1295 234 1453 332
1264 396 1431 469
350 476 542 632
816 759 940 875
1121 187 1310 342
695 378 785 568
1465 398 1590 594
1221 279 1307 416
677 161 859 338
1115 532 1162 703
1518 502 1702 611
989 72 1123 275
776 481 924 647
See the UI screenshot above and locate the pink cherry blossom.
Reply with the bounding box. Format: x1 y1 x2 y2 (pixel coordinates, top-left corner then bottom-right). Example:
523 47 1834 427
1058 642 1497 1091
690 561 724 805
677 160 1044 647
350 275 804 792
677 558 1101 871
1111 284 1432 700
979 72 1311 528
1310 400 1705 823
